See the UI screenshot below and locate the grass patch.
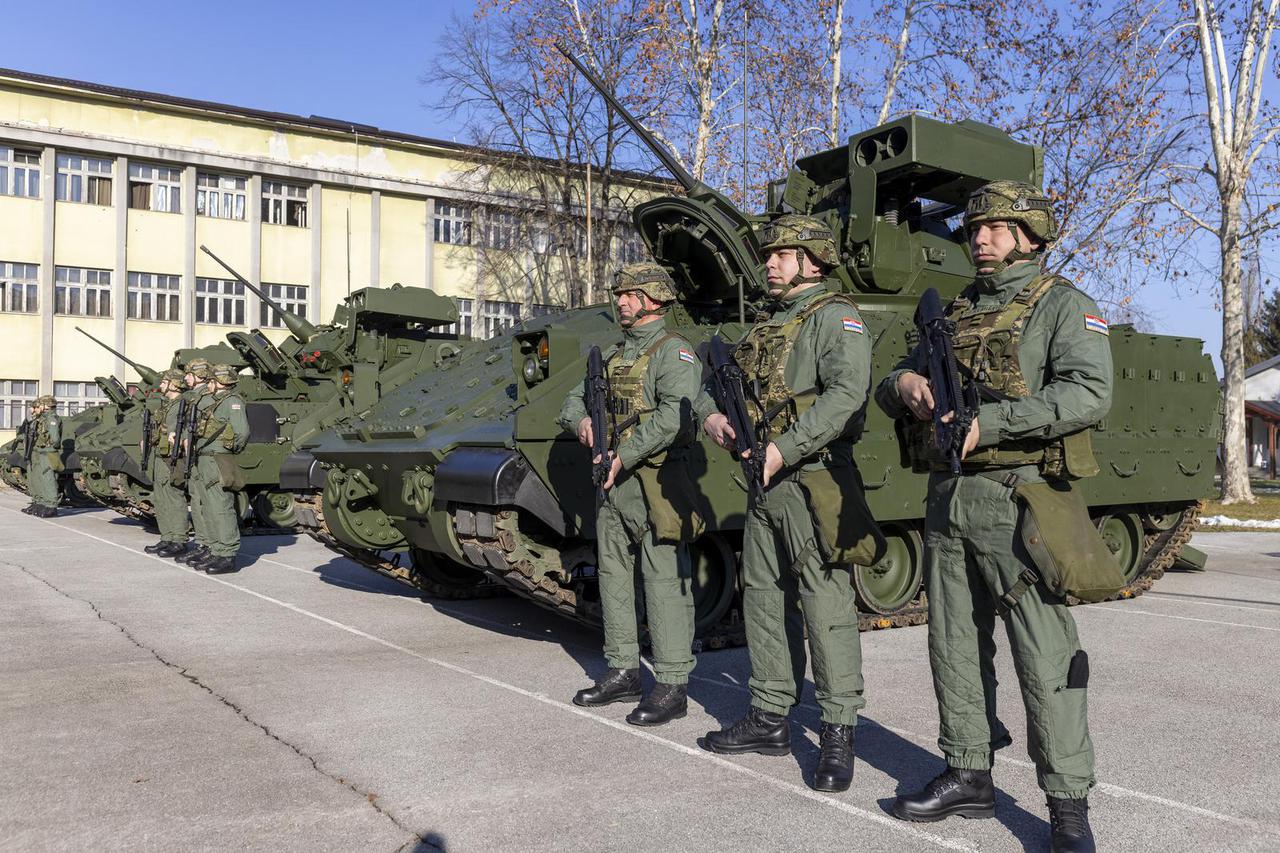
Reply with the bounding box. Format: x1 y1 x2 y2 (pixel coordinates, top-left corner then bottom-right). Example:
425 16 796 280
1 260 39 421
1199 490 1280 532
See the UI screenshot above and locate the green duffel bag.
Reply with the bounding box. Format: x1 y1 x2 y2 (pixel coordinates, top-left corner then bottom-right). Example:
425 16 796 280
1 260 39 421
797 462 887 567
1013 479 1126 603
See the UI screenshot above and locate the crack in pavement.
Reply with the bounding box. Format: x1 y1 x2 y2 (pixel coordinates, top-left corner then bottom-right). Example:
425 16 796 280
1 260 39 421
4 558 438 852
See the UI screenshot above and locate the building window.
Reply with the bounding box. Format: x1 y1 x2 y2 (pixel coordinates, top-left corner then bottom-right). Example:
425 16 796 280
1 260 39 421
54 267 111 317
259 283 307 328
262 181 308 227
434 202 472 245
127 162 182 213
0 379 37 429
445 297 473 338
482 299 520 339
482 209 519 250
196 172 247 220
528 303 563 319
127 272 181 322
615 226 646 265
0 146 40 198
55 154 113 205
53 380 108 417
196 278 245 326
0 262 38 313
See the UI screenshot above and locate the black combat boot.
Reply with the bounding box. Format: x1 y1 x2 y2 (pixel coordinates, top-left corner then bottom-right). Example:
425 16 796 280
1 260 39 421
21 503 34 514
701 707 791 756
176 545 209 565
34 505 57 518
813 723 855 792
144 540 171 554
573 668 642 707
202 555 239 575
626 683 687 727
156 541 188 558
891 766 996 822
1047 796 1095 853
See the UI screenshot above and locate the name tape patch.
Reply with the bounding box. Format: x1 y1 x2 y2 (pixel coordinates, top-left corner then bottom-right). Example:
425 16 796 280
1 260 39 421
677 348 697 364
842 316 865 334
1083 314 1109 335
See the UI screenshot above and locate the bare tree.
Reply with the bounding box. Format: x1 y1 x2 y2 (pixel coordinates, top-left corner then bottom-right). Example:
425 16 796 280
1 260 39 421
1167 0 1280 503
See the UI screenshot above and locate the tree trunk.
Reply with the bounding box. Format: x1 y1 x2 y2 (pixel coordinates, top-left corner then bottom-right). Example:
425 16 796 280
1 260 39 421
1219 192 1256 504
828 0 845 147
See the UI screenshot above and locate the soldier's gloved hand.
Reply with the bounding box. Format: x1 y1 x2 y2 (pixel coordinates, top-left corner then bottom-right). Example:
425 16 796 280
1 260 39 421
577 416 594 448
897 372 935 421
602 453 623 491
761 442 784 486
704 413 736 449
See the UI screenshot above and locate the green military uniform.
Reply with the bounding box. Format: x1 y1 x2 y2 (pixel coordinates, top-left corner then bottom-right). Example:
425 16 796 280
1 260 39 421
26 396 62 513
559 314 702 686
695 284 873 725
148 370 191 547
878 182 1111 849
189 366 250 563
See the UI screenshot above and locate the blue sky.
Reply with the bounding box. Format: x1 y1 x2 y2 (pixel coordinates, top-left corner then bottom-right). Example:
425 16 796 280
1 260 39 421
4 0 1228 368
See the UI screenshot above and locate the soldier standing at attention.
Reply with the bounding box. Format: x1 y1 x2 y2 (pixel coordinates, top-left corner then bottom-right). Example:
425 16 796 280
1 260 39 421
558 263 702 726
23 394 62 518
697 214 877 793
187 364 249 575
143 369 193 558
175 359 214 566
875 181 1111 853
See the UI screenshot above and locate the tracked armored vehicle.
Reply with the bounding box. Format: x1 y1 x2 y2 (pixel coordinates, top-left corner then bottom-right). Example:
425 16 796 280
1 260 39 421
282 99 1219 646
72 248 461 533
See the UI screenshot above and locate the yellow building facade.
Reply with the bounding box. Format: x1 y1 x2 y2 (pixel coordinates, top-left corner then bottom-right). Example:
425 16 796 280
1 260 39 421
0 68 651 437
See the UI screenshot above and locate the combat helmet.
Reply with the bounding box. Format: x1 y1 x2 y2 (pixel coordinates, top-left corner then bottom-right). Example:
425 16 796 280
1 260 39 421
161 368 187 386
211 364 240 386
759 214 840 269
186 358 214 381
965 180 1058 247
612 262 678 304
33 394 56 411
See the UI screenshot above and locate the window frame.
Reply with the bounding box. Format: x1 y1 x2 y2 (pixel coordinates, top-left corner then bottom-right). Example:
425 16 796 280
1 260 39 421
127 271 181 322
0 146 41 199
196 172 247 221
259 283 308 328
261 180 308 227
55 153 113 206
54 266 112 317
195 277 247 326
0 379 37 430
0 261 39 314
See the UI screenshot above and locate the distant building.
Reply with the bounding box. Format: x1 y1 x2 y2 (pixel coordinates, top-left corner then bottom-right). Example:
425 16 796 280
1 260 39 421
1245 355 1280 477
0 68 655 436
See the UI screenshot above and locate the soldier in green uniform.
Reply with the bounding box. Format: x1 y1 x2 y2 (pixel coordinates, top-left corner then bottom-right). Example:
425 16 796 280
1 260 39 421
558 263 703 726
187 363 250 574
696 214 878 793
175 359 215 566
23 394 63 518
875 181 1111 852
143 369 192 557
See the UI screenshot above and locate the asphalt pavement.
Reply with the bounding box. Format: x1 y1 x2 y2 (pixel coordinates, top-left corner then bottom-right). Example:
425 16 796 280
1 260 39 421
1 488 1278 852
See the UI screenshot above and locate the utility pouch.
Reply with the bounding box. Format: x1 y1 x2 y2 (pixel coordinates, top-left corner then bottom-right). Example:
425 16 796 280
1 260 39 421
1012 479 1124 602
169 460 187 488
214 454 246 492
797 463 886 567
636 450 707 543
46 452 65 473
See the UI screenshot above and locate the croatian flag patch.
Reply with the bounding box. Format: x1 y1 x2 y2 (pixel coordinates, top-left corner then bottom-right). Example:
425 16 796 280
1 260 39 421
842 316 865 334
1083 314 1109 335
678 348 697 364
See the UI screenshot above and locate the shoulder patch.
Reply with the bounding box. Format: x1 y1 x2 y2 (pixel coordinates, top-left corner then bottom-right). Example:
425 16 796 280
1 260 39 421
677 347 697 365
231 403 243 410
841 316 865 334
1083 314 1109 335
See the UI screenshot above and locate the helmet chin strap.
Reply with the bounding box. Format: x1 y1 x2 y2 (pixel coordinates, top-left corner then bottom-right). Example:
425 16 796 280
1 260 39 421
980 222 1040 275
782 248 826 289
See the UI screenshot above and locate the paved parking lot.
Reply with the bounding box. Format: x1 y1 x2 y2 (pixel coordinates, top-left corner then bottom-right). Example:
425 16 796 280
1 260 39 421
2 487 1278 852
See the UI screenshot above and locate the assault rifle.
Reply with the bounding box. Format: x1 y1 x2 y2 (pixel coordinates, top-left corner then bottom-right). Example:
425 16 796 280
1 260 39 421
915 287 980 475
168 398 190 467
184 401 201 483
585 346 612 511
707 335 765 503
140 407 154 472
22 418 36 464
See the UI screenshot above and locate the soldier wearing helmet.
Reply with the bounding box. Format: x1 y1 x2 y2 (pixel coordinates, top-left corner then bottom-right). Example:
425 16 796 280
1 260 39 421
876 180 1111 851
557 262 704 726
172 357 215 566
695 213 881 794
143 369 194 558
185 363 250 574
22 394 62 517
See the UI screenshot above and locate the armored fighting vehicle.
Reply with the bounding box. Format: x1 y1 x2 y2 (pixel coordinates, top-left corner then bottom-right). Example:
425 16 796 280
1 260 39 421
72 248 462 535
288 57 1218 647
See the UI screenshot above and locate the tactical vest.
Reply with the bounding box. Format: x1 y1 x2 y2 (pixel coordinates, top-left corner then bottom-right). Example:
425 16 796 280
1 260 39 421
912 275 1098 478
151 398 177 453
32 414 55 450
606 333 677 450
734 291 859 439
195 392 237 451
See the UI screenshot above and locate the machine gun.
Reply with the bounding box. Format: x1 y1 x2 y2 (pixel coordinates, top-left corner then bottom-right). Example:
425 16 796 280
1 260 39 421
200 245 318 343
75 327 162 388
915 287 980 475
584 346 613 511
707 336 765 503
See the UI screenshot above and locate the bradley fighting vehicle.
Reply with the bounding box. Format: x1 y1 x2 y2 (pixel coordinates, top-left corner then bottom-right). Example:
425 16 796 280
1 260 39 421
70 248 463 537
281 65 1217 645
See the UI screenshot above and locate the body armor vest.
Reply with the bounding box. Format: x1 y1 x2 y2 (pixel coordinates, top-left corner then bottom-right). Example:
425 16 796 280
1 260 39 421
734 291 858 439
32 414 55 450
606 333 676 449
913 274 1096 477
195 392 235 449
152 398 176 453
